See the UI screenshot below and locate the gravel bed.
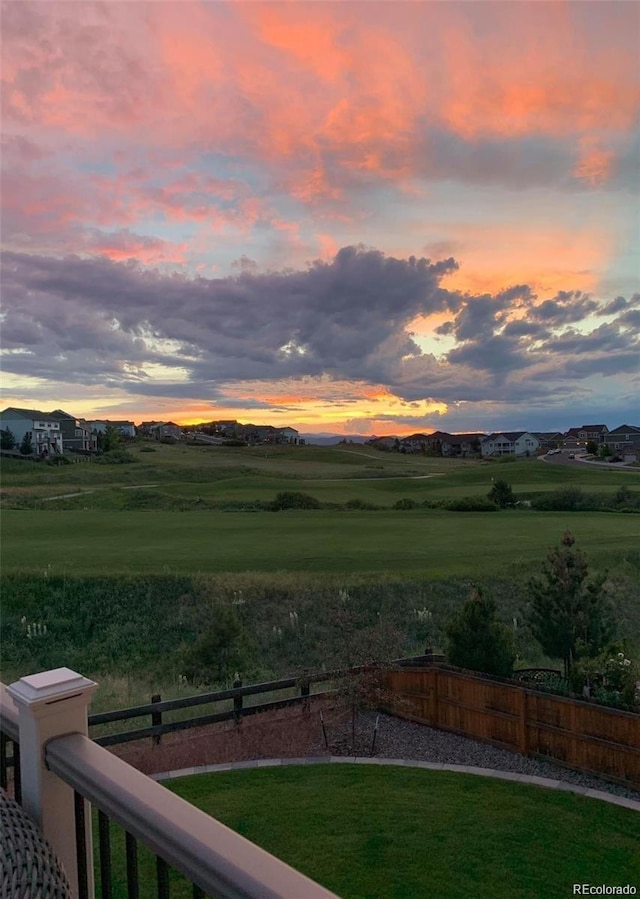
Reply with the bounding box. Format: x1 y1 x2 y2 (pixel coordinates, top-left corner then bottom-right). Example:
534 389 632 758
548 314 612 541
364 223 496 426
344 712 640 802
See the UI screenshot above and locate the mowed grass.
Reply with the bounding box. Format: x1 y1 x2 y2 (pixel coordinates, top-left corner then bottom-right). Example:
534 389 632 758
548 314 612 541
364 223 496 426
3 509 637 576
97 765 640 899
3 447 638 510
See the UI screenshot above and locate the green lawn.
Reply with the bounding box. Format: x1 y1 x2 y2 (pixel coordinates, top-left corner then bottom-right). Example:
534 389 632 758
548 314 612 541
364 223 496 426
96 765 640 899
2 444 638 511
2 509 638 576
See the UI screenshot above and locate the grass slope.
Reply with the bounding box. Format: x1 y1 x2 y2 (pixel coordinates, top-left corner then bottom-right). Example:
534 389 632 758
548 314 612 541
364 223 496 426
97 765 640 899
3 509 638 576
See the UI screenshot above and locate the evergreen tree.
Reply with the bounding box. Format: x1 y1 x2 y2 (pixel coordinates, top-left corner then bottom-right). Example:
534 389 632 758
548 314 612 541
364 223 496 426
1 427 16 450
181 604 250 686
102 425 122 453
528 531 614 680
19 432 33 455
446 588 515 677
488 479 515 508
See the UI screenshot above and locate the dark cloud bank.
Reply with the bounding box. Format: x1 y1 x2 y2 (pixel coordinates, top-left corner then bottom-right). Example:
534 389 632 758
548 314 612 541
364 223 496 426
1 247 638 420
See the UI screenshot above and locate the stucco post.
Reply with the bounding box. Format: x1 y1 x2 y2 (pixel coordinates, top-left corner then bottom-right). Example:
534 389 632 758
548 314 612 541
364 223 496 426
8 667 98 899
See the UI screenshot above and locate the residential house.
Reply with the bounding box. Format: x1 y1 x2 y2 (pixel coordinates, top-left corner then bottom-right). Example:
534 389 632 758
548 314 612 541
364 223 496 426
275 426 300 445
440 433 485 458
147 421 183 440
480 432 540 457
50 409 98 453
602 424 640 462
399 433 429 453
366 436 398 451
89 420 136 438
533 432 565 450
138 420 164 434
0 407 64 455
563 427 583 448
578 424 609 443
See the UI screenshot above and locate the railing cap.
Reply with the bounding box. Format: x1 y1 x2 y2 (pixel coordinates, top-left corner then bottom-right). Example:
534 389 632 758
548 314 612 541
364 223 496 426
8 667 97 713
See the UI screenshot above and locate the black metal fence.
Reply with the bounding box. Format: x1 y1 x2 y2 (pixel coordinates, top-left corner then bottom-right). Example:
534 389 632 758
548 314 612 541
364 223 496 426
0 687 21 804
47 732 339 899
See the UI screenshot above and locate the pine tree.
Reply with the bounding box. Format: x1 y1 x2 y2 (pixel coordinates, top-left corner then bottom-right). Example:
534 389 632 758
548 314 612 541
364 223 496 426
19 432 33 455
1 427 16 450
488 479 515 508
528 531 614 680
446 587 515 677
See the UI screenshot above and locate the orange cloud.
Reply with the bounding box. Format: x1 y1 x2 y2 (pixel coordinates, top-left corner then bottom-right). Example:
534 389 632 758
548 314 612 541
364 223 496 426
573 137 615 186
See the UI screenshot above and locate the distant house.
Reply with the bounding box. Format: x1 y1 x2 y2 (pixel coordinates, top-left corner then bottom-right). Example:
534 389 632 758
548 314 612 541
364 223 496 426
89 420 136 438
533 432 565 450
480 432 540 457
440 433 485 458
603 425 640 460
275 427 300 445
399 433 428 453
578 424 609 443
50 409 98 453
367 436 398 451
148 421 183 440
139 420 164 434
563 428 583 448
0 407 64 455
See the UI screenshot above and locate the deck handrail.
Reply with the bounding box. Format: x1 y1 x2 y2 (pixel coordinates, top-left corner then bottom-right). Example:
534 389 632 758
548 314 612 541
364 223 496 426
46 731 340 899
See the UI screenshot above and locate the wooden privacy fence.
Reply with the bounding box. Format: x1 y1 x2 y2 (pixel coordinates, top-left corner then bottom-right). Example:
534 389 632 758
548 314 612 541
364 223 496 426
383 666 640 790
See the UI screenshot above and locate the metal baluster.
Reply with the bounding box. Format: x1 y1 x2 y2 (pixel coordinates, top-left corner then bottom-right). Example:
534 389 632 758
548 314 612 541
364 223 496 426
13 741 21 805
0 732 7 790
98 811 113 899
156 856 170 899
125 831 139 899
74 791 90 899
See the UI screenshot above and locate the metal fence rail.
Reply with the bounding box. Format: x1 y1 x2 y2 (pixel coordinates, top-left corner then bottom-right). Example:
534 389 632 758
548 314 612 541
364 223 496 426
47 732 340 899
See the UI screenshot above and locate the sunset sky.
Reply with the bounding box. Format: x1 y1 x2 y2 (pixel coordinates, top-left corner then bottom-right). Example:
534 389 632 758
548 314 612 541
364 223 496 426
2 1 638 435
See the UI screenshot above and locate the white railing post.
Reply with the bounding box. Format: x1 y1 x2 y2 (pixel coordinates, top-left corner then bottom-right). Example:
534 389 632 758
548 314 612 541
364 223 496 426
8 667 98 899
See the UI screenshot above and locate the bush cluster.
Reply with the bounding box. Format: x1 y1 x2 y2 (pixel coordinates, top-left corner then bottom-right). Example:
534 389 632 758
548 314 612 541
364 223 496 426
530 486 640 513
270 491 321 511
94 450 138 465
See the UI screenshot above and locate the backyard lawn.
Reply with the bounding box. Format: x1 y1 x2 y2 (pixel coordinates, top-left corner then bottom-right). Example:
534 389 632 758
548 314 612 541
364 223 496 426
97 764 640 899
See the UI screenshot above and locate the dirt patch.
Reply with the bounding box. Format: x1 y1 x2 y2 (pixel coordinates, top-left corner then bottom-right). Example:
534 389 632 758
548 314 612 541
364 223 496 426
109 698 356 775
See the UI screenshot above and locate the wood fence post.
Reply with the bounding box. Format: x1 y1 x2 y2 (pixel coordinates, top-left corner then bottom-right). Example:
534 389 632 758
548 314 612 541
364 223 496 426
300 673 310 714
568 699 577 767
518 687 528 754
151 693 162 746
433 668 440 727
233 679 243 724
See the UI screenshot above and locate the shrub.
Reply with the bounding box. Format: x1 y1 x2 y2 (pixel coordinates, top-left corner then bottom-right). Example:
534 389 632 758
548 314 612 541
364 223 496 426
393 498 417 510
488 479 515 508
140 446 157 453
222 439 248 447
445 587 515 677
19 433 33 455
271 491 321 511
611 486 640 511
94 449 138 465
47 455 72 466
445 497 499 512
160 436 177 445
1 428 16 450
531 487 590 511
345 498 380 510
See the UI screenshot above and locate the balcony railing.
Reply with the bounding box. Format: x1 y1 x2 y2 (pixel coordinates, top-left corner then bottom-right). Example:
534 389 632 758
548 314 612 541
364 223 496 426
0 669 340 899
0 683 21 804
